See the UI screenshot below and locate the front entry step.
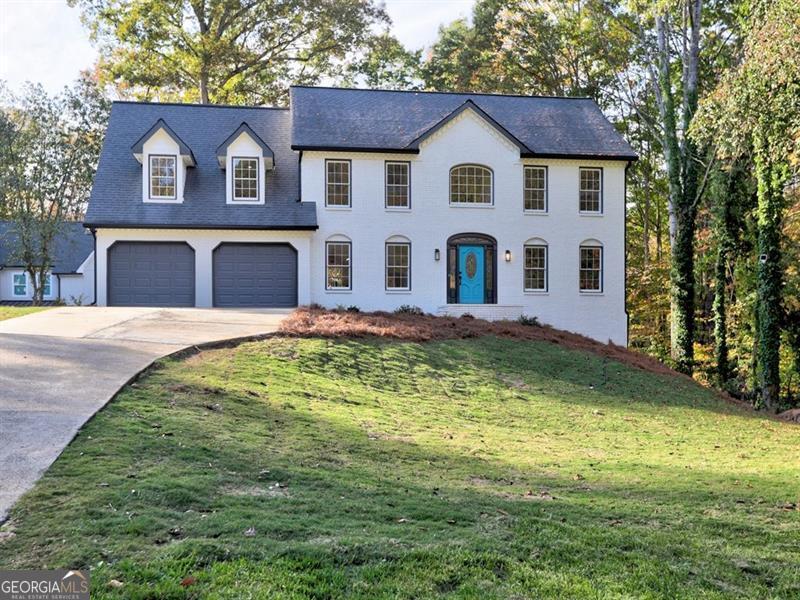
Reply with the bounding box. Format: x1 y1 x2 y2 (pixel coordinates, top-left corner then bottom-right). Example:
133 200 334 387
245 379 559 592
436 304 524 321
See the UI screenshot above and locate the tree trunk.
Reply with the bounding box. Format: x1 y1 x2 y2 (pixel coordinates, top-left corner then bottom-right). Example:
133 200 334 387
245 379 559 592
656 13 696 374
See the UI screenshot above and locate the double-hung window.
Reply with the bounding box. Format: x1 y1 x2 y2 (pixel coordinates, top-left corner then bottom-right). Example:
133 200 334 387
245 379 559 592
233 157 259 202
385 162 410 208
450 164 493 205
12 273 26 297
524 166 547 212
326 241 352 290
579 246 603 292
579 167 602 213
326 160 351 207
385 242 410 290
41 273 52 297
524 245 548 291
149 155 177 199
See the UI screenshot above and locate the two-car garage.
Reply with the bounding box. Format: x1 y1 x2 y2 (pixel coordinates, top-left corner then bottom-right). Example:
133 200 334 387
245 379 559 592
107 241 297 308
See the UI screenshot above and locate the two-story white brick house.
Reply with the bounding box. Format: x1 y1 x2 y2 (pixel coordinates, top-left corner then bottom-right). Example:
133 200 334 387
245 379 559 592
84 86 636 344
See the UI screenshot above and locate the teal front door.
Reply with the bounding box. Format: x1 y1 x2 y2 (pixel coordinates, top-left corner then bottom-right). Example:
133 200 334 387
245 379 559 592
458 245 485 303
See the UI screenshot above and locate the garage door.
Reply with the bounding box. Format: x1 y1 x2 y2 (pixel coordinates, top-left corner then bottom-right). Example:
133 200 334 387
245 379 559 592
213 243 297 307
108 242 195 307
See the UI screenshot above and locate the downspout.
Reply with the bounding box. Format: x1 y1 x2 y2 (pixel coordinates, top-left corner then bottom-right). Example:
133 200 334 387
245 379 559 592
91 228 97 306
56 274 62 304
297 150 303 202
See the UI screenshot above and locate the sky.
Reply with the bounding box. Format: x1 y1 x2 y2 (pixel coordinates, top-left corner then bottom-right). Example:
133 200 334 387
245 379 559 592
0 0 476 95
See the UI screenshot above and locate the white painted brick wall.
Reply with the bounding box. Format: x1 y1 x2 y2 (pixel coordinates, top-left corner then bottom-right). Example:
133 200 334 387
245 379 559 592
302 109 630 345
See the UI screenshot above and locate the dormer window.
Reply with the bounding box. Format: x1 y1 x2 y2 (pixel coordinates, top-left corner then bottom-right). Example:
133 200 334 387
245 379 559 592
149 155 177 200
217 122 273 206
132 119 195 204
232 157 259 202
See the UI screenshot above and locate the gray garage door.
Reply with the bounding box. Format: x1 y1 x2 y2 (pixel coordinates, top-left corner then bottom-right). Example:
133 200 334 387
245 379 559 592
213 243 297 308
108 242 195 307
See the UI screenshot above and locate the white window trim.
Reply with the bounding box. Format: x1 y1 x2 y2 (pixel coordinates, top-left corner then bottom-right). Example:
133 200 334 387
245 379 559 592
523 165 548 213
230 156 262 204
325 159 352 208
578 167 603 215
325 240 352 291
12 272 27 297
579 245 604 294
385 242 411 291
146 154 180 203
523 244 548 292
385 161 411 210
449 164 494 206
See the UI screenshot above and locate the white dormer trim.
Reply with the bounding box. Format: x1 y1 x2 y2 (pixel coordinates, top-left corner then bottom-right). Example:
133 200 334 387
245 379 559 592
224 132 267 205
141 128 187 204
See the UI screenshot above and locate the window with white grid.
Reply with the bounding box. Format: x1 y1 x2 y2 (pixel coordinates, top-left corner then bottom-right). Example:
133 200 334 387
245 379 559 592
385 162 410 208
385 243 410 290
579 246 603 292
326 241 351 289
524 245 547 291
233 157 259 201
149 155 176 199
524 166 547 211
449 164 492 204
579 168 602 213
12 273 26 297
326 160 351 207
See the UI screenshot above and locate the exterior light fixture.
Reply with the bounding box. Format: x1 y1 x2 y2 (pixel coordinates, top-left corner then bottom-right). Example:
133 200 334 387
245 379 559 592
505 250 512 262
434 248 441 261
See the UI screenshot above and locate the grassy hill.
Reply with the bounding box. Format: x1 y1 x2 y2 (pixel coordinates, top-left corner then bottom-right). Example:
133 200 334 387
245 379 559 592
1 333 798 598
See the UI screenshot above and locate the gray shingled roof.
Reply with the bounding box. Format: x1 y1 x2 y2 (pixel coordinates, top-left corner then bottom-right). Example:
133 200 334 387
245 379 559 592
85 102 316 230
0 221 94 274
290 86 637 160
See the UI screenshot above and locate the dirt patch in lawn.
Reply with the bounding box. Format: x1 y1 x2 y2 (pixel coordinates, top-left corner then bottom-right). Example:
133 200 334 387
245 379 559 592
280 307 681 379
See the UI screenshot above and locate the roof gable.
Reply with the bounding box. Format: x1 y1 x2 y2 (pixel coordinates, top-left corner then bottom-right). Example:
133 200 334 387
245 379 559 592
131 118 197 166
407 100 530 154
215 122 275 168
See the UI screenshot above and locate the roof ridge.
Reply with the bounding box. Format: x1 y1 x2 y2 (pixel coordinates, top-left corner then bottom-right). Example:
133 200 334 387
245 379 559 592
113 100 290 110
290 85 592 101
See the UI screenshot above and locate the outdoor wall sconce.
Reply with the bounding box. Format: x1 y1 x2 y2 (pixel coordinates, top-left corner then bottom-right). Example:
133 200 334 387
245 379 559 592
505 250 512 262
434 248 441 261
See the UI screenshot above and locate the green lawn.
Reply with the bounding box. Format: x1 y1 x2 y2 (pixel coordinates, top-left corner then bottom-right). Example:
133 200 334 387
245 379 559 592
1 336 798 598
0 305 49 321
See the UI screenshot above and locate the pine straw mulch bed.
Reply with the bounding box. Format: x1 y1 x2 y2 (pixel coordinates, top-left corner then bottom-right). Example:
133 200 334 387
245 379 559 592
279 307 679 379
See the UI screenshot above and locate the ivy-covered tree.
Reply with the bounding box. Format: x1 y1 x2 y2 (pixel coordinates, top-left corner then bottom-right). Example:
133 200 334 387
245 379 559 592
693 0 800 410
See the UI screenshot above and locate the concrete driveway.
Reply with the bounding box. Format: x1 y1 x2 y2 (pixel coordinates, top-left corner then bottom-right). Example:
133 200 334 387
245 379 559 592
0 306 290 522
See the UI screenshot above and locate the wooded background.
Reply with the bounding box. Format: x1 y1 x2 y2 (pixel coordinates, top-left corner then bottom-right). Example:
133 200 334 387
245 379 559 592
1 0 798 411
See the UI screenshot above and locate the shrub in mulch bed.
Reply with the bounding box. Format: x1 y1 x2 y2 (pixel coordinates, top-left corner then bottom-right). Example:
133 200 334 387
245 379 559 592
279 307 679 379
